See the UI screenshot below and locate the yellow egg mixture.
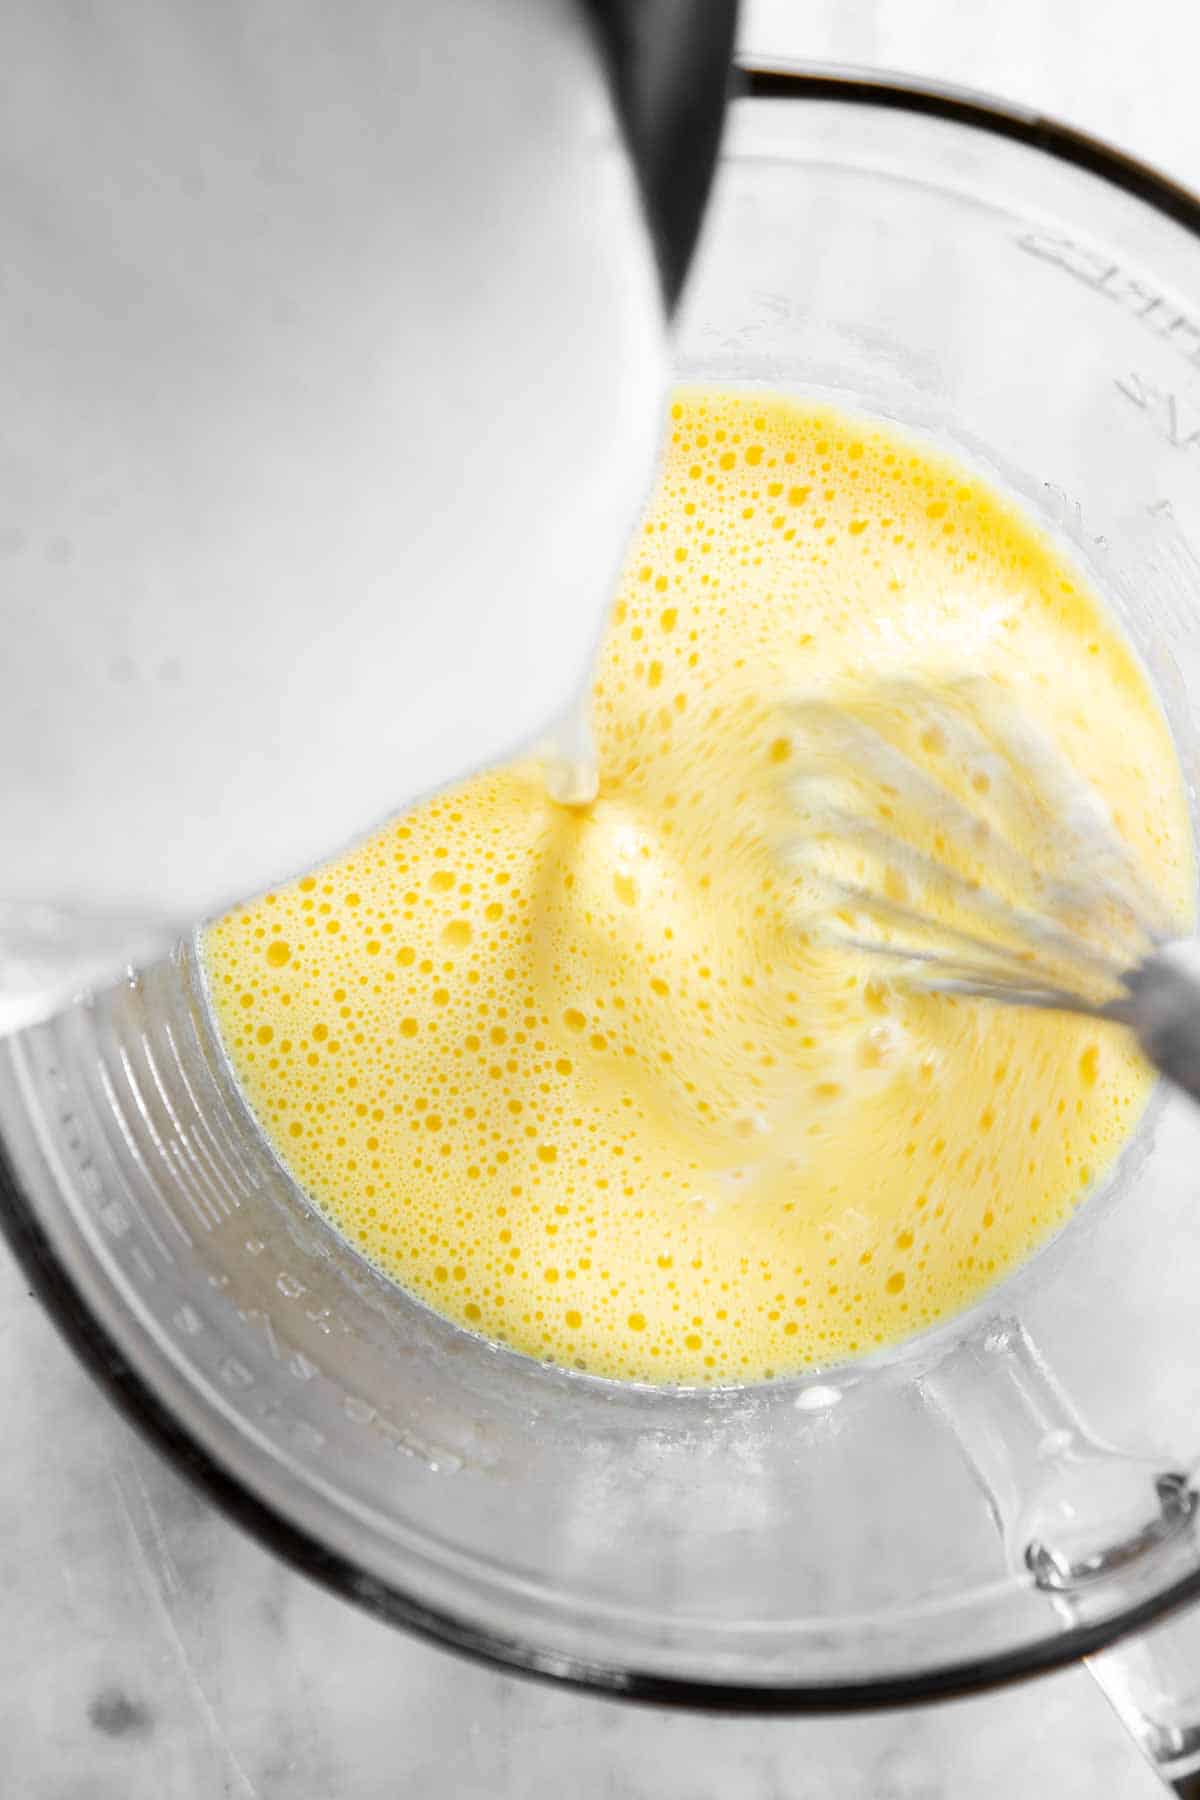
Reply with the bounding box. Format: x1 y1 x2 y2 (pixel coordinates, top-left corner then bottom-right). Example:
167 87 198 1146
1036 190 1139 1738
204 390 1191 1384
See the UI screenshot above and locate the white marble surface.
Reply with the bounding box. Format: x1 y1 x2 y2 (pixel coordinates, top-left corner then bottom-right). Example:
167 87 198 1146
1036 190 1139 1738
0 1233 1164 1798
4 3 1199 1795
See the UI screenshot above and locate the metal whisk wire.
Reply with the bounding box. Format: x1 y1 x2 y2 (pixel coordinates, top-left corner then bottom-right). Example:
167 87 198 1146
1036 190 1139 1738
783 680 1175 1032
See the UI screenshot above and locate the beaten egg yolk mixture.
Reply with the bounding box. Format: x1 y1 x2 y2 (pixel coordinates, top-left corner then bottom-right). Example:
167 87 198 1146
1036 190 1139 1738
204 389 1191 1384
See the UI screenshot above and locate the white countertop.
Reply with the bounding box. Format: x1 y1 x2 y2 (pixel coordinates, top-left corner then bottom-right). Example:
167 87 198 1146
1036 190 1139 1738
0 1235 1163 1798
4 3 1197 1794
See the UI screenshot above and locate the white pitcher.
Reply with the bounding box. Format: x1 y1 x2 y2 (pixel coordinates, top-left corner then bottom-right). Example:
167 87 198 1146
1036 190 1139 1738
0 0 736 1030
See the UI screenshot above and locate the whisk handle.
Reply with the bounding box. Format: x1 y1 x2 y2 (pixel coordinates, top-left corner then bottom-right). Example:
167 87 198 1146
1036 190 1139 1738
1126 942 1200 1105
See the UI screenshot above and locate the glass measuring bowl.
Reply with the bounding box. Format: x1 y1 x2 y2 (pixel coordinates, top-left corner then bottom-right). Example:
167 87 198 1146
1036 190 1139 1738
6 66 1200 1779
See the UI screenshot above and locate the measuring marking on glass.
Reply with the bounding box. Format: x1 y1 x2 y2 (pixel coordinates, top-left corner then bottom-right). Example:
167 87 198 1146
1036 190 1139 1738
1017 230 1200 373
1042 480 1108 549
1116 371 1200 454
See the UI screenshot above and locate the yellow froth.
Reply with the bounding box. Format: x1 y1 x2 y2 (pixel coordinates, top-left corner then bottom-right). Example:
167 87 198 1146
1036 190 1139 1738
203 390 1192 1384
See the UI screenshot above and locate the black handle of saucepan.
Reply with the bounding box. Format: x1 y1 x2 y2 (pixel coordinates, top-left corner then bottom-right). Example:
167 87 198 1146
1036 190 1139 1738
581 0 740 314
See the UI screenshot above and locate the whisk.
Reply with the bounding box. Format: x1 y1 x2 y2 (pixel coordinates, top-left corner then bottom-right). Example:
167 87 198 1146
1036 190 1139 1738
784 678 1200 1106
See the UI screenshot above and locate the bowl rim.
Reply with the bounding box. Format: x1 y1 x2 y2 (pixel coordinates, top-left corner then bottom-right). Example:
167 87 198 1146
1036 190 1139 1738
7 62 1200 1714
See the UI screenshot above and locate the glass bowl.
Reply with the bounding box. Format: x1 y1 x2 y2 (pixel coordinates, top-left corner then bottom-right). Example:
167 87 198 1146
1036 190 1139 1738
6 68 1200 1725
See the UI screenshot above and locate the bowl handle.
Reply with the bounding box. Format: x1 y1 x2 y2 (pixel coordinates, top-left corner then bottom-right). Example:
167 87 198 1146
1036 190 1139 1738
923 1318 1200 1793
